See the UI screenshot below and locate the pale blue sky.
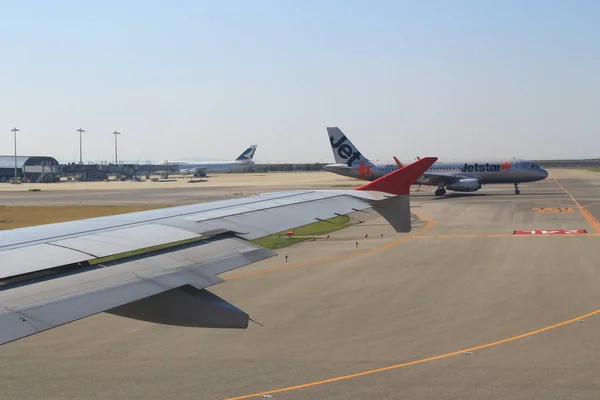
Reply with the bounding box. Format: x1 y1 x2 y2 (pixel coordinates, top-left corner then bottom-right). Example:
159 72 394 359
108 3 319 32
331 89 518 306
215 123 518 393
1 0 598 163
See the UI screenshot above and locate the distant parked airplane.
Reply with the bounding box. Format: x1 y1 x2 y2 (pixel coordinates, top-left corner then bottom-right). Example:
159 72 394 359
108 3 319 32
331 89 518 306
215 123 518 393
160 145 257 176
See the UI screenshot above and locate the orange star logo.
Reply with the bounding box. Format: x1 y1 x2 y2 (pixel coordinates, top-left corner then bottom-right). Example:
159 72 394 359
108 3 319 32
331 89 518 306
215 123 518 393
501 161 512 171
353 161 373 178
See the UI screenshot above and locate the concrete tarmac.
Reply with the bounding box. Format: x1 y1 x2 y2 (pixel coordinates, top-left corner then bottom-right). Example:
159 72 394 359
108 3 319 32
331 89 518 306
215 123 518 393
0 172 360 205
0 169 600 399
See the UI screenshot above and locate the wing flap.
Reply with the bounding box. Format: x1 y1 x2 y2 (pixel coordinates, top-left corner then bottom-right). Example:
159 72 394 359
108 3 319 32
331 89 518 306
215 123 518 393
219 195 370 240
0 244 90 280
157 192 372 240
178 191 341 222
52 224 201 258
0 237 275 345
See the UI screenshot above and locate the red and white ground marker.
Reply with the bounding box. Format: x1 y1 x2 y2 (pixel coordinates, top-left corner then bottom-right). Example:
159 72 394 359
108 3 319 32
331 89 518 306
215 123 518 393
513 229 587 235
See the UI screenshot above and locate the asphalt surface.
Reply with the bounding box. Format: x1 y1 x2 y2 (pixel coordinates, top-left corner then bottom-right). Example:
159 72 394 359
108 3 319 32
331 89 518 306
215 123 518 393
0 186 258 205
1 170 600 399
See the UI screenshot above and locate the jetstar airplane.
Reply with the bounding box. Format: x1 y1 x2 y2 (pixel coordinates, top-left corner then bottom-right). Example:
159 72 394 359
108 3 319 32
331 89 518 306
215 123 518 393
0 156 436 346
323 127 548 196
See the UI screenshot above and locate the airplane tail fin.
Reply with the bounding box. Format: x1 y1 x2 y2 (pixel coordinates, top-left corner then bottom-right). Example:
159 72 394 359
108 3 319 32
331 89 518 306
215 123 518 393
235 145 258 161
327 127 373 167
393 156 404 168
356 157 437 232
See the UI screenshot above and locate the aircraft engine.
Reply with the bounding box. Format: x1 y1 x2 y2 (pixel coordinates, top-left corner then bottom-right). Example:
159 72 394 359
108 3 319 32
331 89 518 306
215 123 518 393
447 178 481 192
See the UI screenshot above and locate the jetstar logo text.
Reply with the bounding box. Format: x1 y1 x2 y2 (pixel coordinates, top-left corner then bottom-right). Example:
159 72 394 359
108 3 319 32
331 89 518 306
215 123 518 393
330 135 362 167
460 161 511 173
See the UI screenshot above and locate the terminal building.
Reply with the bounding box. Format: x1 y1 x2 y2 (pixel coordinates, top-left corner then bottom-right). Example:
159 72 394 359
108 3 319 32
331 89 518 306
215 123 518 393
0 155 61 183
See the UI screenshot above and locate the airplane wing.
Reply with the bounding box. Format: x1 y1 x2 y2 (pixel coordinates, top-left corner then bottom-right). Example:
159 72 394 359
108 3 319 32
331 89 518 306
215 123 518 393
417 172 467 185
0 157 436 346
180 166 207 175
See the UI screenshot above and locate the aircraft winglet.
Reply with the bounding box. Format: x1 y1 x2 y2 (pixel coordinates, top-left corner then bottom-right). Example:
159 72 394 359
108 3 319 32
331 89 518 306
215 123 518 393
393 156 403 168
356 157 437 195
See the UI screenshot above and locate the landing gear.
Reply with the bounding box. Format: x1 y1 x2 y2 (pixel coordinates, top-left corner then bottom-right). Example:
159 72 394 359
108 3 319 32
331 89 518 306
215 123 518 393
514 183 520 195
435 188 447 196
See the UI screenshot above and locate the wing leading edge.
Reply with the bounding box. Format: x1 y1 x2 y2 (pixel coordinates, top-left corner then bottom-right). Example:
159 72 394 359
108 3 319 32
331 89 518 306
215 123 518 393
0 157 436 345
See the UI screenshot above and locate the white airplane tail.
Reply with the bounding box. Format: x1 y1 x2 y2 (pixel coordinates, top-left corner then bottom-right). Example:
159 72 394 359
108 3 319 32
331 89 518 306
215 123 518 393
326 127 374 167
235 145 258 162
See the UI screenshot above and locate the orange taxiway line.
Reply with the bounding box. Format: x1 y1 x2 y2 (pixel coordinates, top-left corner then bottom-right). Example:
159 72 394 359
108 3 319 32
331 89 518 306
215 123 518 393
225 307 600 400
222 193 600 398
582 208 600 232
555 179 600 233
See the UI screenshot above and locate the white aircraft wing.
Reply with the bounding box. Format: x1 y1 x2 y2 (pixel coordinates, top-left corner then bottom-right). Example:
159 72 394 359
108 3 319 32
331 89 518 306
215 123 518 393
180 166 207 175
0 157 436 346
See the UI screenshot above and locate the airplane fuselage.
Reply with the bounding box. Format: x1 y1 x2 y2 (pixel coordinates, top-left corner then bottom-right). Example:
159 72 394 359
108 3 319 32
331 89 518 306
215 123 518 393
158 144 258 175
176 160 254 174
324 127 548 195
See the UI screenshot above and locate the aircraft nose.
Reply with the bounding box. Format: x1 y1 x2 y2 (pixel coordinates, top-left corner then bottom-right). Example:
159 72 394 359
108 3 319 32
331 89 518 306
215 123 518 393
540 168 549 179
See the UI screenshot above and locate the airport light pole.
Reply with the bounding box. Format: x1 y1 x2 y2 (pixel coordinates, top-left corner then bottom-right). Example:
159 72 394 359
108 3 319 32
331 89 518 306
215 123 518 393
11 127 19 181
77 128 85 164
112 130 121 164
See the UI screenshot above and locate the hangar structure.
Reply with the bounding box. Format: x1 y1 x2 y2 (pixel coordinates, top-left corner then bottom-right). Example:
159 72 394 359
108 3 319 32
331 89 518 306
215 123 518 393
0 155 61 183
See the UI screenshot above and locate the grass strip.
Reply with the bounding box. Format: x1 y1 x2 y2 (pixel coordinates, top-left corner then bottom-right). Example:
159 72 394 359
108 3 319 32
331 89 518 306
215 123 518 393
0 205 164 231
251 215 351 250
